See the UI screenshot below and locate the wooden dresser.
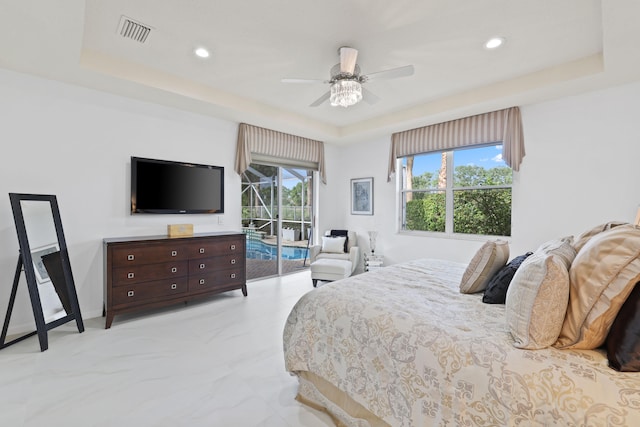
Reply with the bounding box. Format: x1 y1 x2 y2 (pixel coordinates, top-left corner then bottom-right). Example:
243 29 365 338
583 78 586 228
103 232 246 328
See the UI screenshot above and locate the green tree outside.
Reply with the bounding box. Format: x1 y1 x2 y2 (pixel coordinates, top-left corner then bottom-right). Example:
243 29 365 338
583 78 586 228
405 165 512 236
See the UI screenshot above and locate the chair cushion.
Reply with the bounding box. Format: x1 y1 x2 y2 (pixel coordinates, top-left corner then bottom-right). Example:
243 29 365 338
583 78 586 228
310 259 352 276
316 252 350 261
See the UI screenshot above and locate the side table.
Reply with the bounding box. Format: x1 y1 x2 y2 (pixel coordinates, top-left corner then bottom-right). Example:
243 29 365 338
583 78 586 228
364 253 384 272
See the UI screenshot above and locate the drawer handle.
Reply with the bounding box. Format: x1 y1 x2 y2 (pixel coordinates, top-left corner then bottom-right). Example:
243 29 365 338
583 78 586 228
171 250 177 257
230 244 236 250
199 279 205 285
230 259 236 265
127 254 135 261
199 248 205 254
127 290 134 297
171 283 177 290
171 267 177 273
231 273 236 279
199 263 205 269
127 272 135 279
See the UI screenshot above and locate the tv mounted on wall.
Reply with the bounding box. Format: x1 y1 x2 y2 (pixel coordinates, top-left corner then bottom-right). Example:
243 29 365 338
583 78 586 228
131 156 224 214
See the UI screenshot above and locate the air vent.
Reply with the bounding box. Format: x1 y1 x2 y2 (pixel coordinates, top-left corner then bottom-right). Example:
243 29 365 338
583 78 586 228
118 16 152 43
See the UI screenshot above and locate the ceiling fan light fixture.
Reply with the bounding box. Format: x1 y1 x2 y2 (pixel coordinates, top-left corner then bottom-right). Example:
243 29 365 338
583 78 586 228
330 79 362 108
282 45 413 107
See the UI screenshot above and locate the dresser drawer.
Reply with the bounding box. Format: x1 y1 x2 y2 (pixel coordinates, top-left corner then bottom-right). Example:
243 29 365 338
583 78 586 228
188 254 243 275
104 233 247 328
111 243 189 266
112 260 188 286
188 237 244 259
188 267 245 292
112 277 188 306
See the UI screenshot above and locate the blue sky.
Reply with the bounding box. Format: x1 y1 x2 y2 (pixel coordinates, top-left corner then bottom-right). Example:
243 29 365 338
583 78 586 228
281 168 308 189
276 144 505 189
405 144 505 175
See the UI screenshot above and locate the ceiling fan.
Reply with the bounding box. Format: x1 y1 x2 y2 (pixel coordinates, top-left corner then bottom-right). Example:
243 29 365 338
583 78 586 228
281 46 415 108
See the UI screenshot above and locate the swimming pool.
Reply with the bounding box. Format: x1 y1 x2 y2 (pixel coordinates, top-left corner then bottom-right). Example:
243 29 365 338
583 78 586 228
246 238 308 260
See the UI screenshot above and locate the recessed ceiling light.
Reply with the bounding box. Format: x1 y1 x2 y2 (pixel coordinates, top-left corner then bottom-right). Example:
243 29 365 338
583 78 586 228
194 47 210 58
484 37 505 50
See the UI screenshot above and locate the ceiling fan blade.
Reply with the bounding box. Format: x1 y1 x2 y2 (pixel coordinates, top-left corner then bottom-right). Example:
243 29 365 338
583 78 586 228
281 78 325 84
365 64 414 81
340 47 358 74
310 91 330 107
362 88 381 105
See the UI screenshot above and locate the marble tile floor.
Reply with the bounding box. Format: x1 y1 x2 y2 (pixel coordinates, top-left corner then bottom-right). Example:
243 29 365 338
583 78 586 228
0 270 334 427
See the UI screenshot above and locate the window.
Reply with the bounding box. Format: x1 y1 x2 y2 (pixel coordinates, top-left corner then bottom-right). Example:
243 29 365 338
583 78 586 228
400 144 512 236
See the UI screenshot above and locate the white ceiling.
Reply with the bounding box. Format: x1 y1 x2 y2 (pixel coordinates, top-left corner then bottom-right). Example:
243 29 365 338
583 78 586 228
1 0 639 144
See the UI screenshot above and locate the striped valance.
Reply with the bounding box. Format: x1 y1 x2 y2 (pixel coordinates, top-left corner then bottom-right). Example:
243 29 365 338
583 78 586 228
388 107 524 181
235 123 326 184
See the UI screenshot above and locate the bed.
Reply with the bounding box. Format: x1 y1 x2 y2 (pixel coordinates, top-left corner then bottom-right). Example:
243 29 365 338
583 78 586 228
283 257 640 426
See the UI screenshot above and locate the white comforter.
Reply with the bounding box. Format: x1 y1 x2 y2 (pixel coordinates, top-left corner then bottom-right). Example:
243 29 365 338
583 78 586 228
284 259 640 426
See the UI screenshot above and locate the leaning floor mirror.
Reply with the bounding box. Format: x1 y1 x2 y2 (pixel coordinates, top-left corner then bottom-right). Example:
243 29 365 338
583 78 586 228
1 193 84 352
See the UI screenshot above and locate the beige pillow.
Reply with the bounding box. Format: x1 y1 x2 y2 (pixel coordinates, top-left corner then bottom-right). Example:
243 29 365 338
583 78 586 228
505 240 576 349
555 225 640 349
572 221 627 253
460 240 509 294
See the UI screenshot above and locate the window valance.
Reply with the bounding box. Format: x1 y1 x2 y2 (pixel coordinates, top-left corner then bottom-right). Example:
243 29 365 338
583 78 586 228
388 107 524 181
235 123 326 184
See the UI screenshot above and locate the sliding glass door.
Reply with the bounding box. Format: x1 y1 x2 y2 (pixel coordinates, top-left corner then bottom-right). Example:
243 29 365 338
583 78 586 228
241 164 313 280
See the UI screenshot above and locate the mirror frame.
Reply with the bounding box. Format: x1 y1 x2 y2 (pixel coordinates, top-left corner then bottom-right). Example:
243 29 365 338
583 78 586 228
1 193 84 351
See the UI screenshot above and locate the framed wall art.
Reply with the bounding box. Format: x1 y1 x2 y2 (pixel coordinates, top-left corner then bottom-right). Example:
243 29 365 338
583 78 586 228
351 177 373 215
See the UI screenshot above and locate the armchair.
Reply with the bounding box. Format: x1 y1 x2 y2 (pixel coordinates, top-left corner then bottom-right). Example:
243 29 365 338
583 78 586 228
309 230 360 287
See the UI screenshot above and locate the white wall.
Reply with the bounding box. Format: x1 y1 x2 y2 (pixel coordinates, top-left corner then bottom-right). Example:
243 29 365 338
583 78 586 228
3 66 640 334
0 69 242 333
513 85 640 251
323 81 640 269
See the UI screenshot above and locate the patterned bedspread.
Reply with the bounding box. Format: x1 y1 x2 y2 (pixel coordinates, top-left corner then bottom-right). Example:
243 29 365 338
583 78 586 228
283 259 640 426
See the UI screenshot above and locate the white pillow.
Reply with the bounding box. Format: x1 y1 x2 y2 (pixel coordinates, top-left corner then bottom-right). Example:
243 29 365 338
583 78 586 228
505 239 576 349
322 236 346 254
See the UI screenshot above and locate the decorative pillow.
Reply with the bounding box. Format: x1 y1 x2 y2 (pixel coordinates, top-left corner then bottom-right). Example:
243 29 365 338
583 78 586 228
606 282 640 371
555 224 640 349
572 221 627 253
322 236 347 254
505 240 576 349
459 240 509 294
537 235 574 251
330 229 349 253
483 252 533 304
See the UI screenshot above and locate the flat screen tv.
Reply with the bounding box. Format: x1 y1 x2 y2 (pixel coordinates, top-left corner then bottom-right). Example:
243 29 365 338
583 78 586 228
131 156 224 214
